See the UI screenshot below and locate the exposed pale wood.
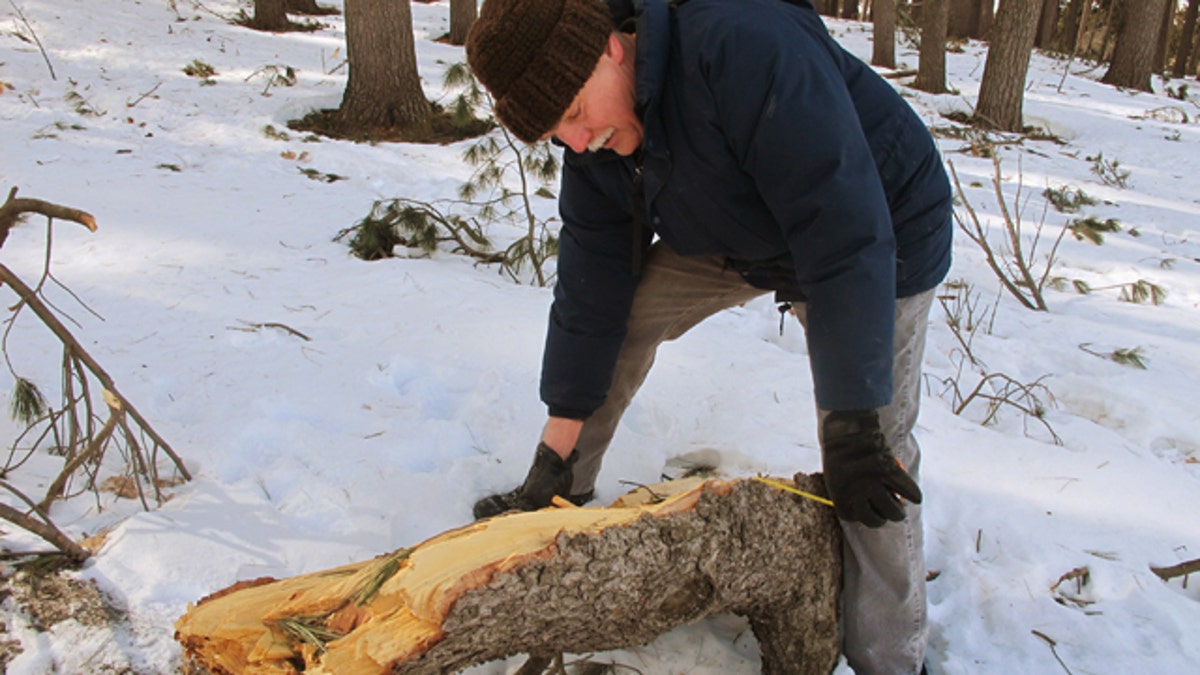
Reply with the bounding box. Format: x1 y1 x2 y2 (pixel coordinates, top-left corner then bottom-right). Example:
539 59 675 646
176 475 842 674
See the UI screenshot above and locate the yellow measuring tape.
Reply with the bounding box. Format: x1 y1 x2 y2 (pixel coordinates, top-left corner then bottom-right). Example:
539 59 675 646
752 476 834 507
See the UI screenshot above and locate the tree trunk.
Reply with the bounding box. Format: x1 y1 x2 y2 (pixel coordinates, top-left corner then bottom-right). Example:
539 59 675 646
915 0 949 93
1152 0 1173 75
247 0 291 31
1035 0 1061 49
448 0 477 46
873 0 897 68
1102 0 1170 91
979 0 996 38
948 0 980 40
1175 0 1200 78
841 0 860 20
975 0 1041 132
175 476 842 675
1065 0 1084 51
287 0 339 15
337 0 432 137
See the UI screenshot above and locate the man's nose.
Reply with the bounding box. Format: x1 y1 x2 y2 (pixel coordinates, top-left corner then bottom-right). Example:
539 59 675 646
556 125 589 154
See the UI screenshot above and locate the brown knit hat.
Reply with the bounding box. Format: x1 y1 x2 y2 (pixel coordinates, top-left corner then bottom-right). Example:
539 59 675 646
466 0 614 143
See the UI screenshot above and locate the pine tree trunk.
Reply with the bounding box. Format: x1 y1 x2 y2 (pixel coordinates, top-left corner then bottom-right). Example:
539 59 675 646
915 0 949 93
979 0 995 38
448 0 477 46
1059 0 1083 52
873 0 897 68
175 476 842 675
841 0 860 20
287 0 338 14
948 0 980 40
1102 0 1170 91
1175 0 1200 78
337 0 432 137
975 0 1041 132
1035 0 1060 49
248 0 291 31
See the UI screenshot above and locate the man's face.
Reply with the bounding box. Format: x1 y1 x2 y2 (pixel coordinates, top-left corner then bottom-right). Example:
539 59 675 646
544 34 643 156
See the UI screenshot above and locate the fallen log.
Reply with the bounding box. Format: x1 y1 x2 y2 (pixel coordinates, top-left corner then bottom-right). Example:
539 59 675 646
175 474 842 674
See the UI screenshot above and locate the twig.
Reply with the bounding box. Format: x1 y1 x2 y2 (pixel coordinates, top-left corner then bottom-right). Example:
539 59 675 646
126 81 163 109
0 481 89 561
1150 558 1200 583
1031 630 1074 675
0 264 191 480
8 1 56 81
0 187 96 250
233 320 312 341
38 390 122 512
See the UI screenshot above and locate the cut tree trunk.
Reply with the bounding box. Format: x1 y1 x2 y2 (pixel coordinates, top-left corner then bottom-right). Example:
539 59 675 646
176 475 842 675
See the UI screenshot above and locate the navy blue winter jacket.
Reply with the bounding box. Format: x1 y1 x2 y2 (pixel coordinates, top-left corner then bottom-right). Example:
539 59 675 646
541 0 953 418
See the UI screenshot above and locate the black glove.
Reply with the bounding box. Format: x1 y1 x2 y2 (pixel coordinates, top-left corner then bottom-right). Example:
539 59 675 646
821 409 922 528
472 442 578 520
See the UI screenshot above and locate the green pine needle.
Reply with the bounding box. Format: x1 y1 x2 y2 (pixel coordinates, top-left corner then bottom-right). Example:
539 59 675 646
10 378 48 425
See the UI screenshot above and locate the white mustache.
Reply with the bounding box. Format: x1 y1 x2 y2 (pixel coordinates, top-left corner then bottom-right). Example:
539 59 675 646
588 128 615 152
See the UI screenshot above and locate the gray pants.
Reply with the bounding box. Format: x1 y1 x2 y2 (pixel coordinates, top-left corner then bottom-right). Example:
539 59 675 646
568 243 931 675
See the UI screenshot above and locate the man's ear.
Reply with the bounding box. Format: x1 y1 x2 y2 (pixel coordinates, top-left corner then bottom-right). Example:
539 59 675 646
605 32 625 64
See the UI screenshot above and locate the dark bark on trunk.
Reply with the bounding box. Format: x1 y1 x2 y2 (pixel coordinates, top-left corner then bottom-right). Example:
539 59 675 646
948 0 980 40
1102 0 1170 91
449 0 477 46
1153 0 1173 75
979 0 995 38
1035 0 1061 49
1060 0 1084 52
873 0 897 68
176 476 843 675
1175 0 1200 78
842 0 860 20
287 0 338 14
915 0 949 93
975 0 1042 132
247 0 290 31
337 0 432 136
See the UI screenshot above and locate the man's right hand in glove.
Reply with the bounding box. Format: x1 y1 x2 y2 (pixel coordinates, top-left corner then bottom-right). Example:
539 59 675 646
821 409 922 528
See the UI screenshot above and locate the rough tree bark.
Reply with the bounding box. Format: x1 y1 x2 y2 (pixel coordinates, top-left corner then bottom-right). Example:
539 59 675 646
336 0 432 137
1177 0 1200 78
974 0 1041 132
873 0 897 69
175 475 842 675
448 0 477 46
1102 0 1170 91
246 0 291 31
287 0 338 14
1035 0 1060 49
915 0 949 93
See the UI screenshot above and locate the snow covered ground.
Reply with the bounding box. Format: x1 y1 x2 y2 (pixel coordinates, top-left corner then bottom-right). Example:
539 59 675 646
1 1 1198 672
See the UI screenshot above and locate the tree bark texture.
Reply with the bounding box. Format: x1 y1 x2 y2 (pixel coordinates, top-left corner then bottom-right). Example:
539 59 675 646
175 476 842 675
448 0 477 46
1178 0 1200 78
873 0 897 69
337 0 432 135
1102 0 1170 91
287 0 338 14
915 0 949 93
1035 0 1060 49
248 0 291 31
948 0 979 39
975 0 1041 132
